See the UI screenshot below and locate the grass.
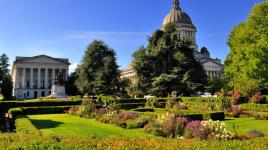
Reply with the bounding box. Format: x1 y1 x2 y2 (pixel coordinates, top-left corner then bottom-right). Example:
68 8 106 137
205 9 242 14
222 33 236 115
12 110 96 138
224 117 268 135
27 114 151 137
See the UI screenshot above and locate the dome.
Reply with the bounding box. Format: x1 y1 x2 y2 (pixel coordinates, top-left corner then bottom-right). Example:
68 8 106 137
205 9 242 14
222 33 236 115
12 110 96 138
163 0 194 26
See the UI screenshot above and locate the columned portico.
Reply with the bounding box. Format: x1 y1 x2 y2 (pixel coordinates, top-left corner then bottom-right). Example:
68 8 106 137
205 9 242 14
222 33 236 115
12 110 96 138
11 55 70 100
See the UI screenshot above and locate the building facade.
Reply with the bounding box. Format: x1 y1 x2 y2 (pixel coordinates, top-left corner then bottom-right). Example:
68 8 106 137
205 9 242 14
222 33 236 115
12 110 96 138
11 55 70 100
121 0 224 81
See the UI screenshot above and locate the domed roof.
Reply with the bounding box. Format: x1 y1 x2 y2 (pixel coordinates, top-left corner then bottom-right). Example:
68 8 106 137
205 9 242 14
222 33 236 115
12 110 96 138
163 0 194 26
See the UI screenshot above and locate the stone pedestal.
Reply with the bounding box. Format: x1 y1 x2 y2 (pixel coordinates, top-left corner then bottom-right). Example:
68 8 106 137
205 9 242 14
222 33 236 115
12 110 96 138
49 85 67 98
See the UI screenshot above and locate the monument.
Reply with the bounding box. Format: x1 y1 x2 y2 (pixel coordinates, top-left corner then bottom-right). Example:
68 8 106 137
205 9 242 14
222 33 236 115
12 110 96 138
49 71 68 98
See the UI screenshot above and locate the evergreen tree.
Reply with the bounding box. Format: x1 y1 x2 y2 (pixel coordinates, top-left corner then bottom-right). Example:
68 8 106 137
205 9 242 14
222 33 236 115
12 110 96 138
76 40 120 95
225 1 268 97
132 24 207 97
0 53 10 87
1 74 13 100
66 71 81 96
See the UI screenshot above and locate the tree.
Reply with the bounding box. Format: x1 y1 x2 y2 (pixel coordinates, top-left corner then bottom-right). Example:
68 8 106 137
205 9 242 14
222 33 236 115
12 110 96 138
76 40 120 95
224 1 268 97
0 53 9 87
65 71 81 96
132 24 207 97
1 74 13 100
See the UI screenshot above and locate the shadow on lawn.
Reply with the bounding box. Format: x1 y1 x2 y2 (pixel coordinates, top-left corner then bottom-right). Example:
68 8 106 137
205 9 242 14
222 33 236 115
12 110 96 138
30 119 63 129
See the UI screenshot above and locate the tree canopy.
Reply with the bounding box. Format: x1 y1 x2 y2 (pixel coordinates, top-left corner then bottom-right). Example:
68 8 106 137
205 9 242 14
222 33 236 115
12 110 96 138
76 40 120 95
132 24 207 97
224 1 268 96
0 53 9 86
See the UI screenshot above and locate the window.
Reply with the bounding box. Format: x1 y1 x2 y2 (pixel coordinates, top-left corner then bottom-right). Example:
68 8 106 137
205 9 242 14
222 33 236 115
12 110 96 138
26 68 31 88
41 69 45 89
33 69 38 88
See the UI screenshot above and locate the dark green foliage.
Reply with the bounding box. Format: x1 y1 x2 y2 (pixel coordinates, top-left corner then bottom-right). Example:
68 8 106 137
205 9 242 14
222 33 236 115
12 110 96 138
0 53 9 86
131 108 154 112
208 112 225 121
65 72 81 96
118 103 146 110
76 40 120 95
8 106 71 118
132 25 207 97
1 74 13 100
0 100 81 112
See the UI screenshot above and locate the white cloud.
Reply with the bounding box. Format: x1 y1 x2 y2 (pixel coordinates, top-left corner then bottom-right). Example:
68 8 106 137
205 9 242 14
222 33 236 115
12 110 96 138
69 63 78 73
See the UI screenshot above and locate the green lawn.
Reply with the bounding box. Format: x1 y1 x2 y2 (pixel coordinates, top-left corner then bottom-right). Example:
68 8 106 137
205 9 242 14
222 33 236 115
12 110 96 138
224 118 268 135
27 114 151 137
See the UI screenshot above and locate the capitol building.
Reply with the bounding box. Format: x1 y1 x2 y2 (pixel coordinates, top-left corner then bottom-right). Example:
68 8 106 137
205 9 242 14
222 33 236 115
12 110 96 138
121 0 224 82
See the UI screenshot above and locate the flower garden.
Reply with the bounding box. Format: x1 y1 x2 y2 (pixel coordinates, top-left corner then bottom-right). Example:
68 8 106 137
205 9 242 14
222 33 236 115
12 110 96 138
0 95 266 149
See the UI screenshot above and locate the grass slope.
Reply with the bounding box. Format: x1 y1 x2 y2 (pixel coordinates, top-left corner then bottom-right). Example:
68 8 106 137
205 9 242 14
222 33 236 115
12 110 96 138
27 114 150 137
224 118 268 135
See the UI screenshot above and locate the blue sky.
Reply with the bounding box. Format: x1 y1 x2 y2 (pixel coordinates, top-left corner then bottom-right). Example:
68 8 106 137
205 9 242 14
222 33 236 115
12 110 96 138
0 0 264 72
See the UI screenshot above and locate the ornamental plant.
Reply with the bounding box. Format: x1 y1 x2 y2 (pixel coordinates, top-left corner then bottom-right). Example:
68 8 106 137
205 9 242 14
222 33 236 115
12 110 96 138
250 92 266 104
184 121 209 139
231 92 241 104
201 119 234 140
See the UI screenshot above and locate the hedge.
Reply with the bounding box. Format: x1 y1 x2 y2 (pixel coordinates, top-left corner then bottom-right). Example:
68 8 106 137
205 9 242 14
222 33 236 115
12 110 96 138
0 100 81 112
180 97 223 103
131 108 155 112
118 103 146 110
240 104 268 112
134 110 225 121
8 106 71 119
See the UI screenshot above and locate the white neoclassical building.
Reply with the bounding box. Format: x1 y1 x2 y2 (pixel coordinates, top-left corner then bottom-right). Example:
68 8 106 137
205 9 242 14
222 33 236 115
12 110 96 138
121 0 224 81
11 55 70 100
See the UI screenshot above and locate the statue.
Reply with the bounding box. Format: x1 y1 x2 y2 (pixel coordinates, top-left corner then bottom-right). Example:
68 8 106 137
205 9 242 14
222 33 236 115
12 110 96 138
173 0 181 10
54 71 65 86
49 70 68 98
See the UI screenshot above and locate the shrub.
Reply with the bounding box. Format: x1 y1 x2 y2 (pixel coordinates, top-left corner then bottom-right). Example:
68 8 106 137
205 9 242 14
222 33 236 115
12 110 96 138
174 103 188 110
240 103 268 112
131 108 154 112
126 116 149 129
231 92 241 104
68 106 81 116
0 100 82 112
250 92 266 104
231 105 241 118
253 112 268 120
80 99 96 118
248 130 265 138
156 112 174 125
201 120 234 140
184 121 209 139
9 106 71 119
116 112 139 121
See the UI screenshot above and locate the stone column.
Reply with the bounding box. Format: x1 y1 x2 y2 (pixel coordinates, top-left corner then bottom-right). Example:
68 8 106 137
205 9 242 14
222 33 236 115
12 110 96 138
22 68 25 88
38 68 41 89
65 69 68 80
52 68 55 85
30 68 34 88
45 68 48 89
15 68 19 88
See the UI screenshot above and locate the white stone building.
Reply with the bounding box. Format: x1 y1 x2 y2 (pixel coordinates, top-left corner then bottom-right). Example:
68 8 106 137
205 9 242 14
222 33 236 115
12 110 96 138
11 55 70 100
121 0 224 81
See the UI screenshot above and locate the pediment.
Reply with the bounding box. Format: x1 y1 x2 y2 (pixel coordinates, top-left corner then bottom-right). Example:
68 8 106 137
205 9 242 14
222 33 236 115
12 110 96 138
17 55 67 64
202 61 223 68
